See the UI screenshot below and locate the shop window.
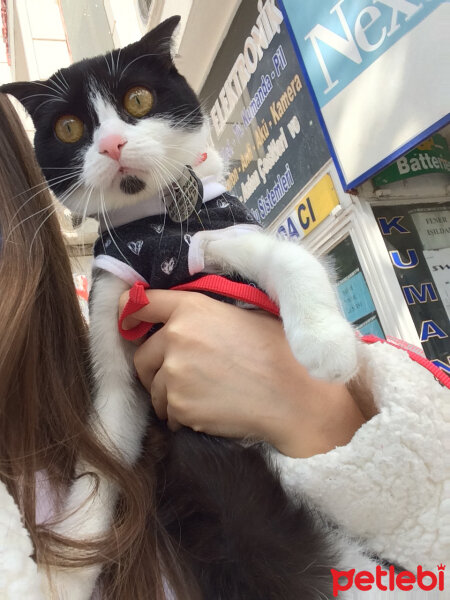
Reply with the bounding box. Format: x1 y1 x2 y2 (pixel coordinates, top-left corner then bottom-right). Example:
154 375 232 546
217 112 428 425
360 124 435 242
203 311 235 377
373 202 450 371
327 237 384 338
138 0 152 23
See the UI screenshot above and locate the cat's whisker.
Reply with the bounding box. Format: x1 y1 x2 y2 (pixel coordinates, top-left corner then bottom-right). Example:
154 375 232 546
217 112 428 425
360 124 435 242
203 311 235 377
65 192 86 221
54 69 70 92
110 51 119 79
100 191 131 266
5 201 55 249
109 51 115 78
28 204 59 256
9 172 78 203
72 185 95 250
145 167 169 250
166 108 202 121
21 92 63 102
151 157 188 260
116 49 122 78
53 185 85 220
112 48 121 83
197 91 216 110
150 147 207 171
169 106 203 127
40 166 84 171
119 53 159 81
96 206 107 255
6 174 82 235
49 76 67 97
20 92 66 114
103 54 112 77
53 180 86 217
166 102 205 129
153 145 200 159
150 169 170 249
80 187 93 225
156 179 168 247
31 80 65 99
34 97 68 114
153 159 184 230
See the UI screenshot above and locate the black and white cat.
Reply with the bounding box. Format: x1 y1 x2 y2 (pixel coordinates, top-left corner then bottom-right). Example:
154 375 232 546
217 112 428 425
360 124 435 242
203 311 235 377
2 17 378 600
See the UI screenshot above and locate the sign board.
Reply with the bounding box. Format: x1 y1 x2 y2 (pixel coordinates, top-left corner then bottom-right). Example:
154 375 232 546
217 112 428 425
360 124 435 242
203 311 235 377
373 134 450 186
278 0 450 190
373 202 450 372
206 0 330 227
337 269 376 323
277 173 339 239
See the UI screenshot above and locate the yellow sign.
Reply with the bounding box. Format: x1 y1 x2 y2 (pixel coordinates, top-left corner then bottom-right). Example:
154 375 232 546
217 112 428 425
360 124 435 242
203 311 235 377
278 174 340 239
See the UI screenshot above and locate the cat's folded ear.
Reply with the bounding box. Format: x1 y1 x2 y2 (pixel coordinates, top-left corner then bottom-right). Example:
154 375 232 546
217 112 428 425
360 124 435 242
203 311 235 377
0 81 48 122
137 15 181 68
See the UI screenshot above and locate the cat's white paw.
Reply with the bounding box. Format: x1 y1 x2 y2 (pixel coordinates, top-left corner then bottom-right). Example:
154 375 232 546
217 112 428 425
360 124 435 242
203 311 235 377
189 228 359 382
41 565 100 600
283 310 359 383
188 226 261 275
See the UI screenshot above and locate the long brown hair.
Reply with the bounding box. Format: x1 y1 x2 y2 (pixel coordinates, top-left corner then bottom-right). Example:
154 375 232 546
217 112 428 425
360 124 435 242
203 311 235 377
0 93 194 599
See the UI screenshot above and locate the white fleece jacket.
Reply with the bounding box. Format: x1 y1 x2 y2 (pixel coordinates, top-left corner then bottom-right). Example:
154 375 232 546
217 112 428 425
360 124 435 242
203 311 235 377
0 481 44 599
273 339 450 571
0 340 448 598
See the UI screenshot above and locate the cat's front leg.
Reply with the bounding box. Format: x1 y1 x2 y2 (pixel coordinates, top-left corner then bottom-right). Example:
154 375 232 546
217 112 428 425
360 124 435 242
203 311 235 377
42 272 149 600
192 229 358 382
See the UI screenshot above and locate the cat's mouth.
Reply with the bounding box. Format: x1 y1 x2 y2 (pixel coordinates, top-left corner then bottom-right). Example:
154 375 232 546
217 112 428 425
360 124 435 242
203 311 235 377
119 175 146 195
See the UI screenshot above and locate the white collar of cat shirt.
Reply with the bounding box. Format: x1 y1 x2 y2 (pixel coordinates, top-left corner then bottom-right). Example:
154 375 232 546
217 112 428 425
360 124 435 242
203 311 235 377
98 175 227 232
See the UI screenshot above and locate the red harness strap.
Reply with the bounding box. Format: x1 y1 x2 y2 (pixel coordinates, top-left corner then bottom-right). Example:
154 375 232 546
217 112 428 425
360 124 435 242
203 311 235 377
118 275 280 341
118 279 450 389
118 280 153 341
361 334 450 389
172 275 279 315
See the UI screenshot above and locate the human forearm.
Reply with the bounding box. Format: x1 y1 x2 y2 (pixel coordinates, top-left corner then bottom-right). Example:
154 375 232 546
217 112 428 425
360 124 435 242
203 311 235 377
120 290 368 458
264 379 368 458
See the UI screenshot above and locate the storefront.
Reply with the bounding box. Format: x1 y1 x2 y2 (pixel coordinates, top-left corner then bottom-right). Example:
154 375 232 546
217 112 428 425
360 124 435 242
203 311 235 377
3 0 449 369
201 0 450 372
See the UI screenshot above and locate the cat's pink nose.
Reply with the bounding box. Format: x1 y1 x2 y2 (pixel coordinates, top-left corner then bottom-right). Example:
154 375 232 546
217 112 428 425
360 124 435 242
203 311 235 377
99 135 127 161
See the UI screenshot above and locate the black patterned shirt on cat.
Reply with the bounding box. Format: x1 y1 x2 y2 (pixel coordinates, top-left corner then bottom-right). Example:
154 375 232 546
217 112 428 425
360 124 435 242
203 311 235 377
93 191 261 291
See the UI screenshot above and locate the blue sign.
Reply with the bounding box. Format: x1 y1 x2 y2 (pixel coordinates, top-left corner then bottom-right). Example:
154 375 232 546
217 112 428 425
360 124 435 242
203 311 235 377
337 269 376 323
278 0 450 189
280 0 440 108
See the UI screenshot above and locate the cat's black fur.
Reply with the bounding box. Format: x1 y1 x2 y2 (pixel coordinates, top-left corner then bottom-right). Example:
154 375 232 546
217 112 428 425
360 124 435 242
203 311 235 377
158 428 338 600
1 17 343 599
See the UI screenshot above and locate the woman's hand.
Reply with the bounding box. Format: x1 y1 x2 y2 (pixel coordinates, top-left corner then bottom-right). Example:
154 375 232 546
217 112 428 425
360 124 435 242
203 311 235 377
119 290 368 458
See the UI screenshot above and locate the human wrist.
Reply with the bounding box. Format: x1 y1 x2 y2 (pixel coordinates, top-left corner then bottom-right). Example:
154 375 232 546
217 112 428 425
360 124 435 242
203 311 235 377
265 377 367 459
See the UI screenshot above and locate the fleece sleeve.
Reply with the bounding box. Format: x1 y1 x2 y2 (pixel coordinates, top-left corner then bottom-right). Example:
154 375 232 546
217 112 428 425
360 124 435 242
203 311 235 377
271 340 450 570
0 481 45 599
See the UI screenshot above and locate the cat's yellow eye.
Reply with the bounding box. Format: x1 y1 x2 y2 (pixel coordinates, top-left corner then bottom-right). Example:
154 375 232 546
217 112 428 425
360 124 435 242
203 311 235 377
123 86 154 118
54 115 84 143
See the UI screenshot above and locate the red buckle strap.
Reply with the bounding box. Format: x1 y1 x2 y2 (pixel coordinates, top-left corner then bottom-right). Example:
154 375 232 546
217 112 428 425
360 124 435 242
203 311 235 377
118 275 280 341
118 280 151 341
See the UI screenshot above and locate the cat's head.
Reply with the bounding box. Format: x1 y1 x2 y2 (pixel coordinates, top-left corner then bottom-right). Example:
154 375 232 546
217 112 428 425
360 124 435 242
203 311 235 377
1 16 211 216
